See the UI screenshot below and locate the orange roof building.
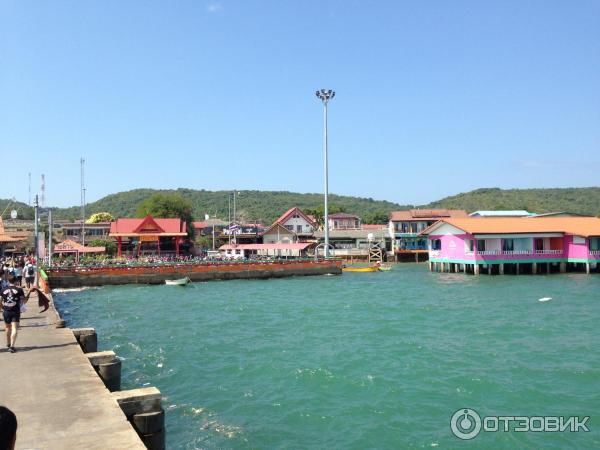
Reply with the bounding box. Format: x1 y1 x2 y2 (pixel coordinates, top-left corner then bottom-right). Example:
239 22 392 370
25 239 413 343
0 218 22 244
420 217 600 274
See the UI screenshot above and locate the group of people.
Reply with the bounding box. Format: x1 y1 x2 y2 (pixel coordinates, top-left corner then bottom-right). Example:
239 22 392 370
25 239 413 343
1 256 36 289
1 255 41 354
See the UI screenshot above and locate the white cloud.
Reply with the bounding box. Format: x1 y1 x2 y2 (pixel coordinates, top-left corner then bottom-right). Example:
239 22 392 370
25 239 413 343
206 2 223 13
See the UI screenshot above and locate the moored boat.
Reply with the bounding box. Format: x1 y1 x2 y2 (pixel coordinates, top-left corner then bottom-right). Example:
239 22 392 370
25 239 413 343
165 277 190 286
342 266 379 273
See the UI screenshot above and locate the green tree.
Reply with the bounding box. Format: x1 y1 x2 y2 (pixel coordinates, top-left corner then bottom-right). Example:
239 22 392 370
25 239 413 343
88 239 117 256
136 193 195 238
86 212 115 223
362 212 389 224
195 234 213 250
304 205 346 229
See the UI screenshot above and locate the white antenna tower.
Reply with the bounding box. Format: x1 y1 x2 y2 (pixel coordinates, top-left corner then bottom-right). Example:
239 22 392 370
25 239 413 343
81 158 86 245
41 174 46 208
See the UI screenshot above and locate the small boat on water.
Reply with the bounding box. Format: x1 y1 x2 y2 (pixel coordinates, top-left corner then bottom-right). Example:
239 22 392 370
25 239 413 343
342 266 379 273
165 277 191 286
378 264 393 271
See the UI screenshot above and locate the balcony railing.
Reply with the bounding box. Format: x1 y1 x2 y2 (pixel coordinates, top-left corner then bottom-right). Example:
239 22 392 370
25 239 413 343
590 250 600 256
475 249 563 256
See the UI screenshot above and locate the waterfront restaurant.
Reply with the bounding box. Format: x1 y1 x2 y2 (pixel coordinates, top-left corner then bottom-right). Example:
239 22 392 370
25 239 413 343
420 217 600 275
109 215 187 257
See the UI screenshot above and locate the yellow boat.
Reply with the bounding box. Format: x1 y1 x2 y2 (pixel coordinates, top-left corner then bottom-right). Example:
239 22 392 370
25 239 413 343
342 266 379 273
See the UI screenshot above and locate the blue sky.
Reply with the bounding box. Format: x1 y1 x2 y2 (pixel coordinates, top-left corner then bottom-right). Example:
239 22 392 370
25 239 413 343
1 0 599 208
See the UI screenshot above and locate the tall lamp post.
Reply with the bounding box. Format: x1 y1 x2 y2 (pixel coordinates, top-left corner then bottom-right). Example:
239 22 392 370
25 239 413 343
315 89 335 258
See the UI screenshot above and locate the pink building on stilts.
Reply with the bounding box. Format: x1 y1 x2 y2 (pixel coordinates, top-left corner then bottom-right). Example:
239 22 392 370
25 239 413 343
421 217 600 275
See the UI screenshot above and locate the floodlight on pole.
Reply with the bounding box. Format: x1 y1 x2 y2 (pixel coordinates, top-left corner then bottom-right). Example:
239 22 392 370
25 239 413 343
315 89 335 258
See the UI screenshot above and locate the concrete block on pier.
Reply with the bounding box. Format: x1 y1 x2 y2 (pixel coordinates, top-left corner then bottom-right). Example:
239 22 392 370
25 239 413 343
113 387 162 417
86 350 117 366
99 360 122 392
73 327 98 353
140 430 166 450
113 388 165 450
133 409 165 434
86 350 122 391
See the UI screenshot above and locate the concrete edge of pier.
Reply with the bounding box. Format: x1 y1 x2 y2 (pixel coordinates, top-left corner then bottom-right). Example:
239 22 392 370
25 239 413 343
0 288 165 450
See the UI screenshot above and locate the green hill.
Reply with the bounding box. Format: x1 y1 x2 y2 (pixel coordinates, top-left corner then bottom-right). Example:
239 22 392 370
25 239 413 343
425 187 600 216
49 188 411 224
3 187 600 224
0 199 34 220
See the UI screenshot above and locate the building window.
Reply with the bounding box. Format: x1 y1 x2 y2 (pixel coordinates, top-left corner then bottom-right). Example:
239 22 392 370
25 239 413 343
284 225 293 232
591 238 600 251
430 239 441 251
502 239 514 252
476 240 486 252
465 240 474 252
296 225 302 233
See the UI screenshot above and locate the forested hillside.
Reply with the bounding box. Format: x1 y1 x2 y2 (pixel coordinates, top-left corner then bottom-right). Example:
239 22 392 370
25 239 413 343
48 189 410 224
2 187 599 224
425 187 600 216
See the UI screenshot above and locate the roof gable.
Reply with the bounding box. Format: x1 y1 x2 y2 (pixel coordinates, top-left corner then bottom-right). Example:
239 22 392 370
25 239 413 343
110 216 186 235
134 215 165 233
274 207 316 227
263 222 296 236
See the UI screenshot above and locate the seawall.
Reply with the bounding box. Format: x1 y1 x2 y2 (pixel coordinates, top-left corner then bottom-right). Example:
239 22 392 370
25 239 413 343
45 259 343 288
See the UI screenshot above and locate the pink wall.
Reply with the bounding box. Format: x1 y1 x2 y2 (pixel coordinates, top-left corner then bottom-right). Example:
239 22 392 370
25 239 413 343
564 235 590 259
430 233 597 262
431 234 473 260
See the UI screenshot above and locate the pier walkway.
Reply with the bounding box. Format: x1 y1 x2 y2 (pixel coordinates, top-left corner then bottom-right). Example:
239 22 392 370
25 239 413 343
0 295 145 450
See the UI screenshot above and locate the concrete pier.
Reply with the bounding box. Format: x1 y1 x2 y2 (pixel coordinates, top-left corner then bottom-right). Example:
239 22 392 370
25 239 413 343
0 293 145 450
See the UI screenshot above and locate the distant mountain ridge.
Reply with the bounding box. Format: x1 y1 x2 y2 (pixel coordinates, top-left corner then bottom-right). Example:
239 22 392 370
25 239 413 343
426 187 600 216
2 187 599 224
44 188 411 224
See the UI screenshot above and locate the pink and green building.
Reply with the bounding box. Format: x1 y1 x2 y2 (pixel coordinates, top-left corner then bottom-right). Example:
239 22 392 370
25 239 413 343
421 217 600 275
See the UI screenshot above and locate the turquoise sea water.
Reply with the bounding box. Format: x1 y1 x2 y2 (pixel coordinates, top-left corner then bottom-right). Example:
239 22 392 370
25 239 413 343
54 265 600 449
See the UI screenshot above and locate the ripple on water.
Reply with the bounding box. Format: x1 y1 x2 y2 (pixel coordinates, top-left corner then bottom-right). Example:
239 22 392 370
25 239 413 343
52 265 600 450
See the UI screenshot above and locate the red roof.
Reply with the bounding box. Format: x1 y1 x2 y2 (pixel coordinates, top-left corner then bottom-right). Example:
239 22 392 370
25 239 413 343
362 224 387 230
110 216 186 236
274 207 316 227
389 209 468 221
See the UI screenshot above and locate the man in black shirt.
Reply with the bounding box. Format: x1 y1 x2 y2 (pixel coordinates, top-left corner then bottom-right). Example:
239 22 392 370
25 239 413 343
1 281 26 353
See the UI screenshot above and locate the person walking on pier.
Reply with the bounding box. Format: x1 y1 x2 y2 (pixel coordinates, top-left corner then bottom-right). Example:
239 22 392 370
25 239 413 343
24 262 35 289
1 281 26 353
